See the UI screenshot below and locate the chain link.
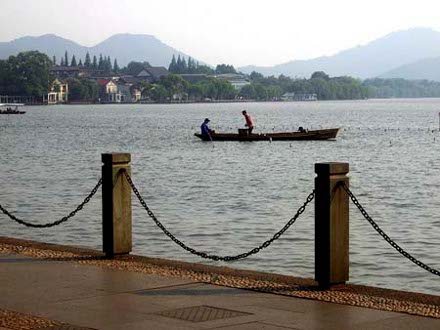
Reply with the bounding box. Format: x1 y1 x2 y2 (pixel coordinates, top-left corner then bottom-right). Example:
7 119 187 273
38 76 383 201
0 178 102 228
123 170 314 261
341 182 440 277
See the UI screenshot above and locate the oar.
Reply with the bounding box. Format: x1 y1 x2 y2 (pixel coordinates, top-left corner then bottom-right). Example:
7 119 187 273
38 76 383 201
208 132 214 148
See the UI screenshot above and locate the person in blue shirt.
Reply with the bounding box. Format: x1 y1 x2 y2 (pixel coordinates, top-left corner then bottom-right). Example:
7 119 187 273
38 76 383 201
200 118 213 138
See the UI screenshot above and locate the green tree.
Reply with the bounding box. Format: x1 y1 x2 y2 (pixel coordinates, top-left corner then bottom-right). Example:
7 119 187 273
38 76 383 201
239 84 256 99
310 78 330 99
64 51 69 67
188 83 204 101
103 56 112 73
0 60 10 95
168 55 177 72
159 74 189 99
84 52 91 67
70 55 77 67
143 84 168 102
126 61 147 75
266 85 283 100
181 57 187 73
187 57 195 73
113 59 120 73
195 64 215 75
176 55 183 73
98 54 104 70
215 64 237 74
311 71 330 80
67 78 99 101
249 71 264 82
92 55 97 69
215 79 236 99
253 83 267 100
0 51 53 97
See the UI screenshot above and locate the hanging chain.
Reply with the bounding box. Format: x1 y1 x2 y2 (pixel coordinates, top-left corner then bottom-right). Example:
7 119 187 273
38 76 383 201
341 182 440 277
123 170 314 261
0 178 102 228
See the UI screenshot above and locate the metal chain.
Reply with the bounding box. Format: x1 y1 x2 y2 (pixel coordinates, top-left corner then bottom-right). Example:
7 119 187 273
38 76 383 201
0 178 102 228
123 170 314 261
341 182 440 277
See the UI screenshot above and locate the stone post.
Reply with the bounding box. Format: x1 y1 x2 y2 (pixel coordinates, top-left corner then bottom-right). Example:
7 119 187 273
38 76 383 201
102 153 132 257
315 162 349 288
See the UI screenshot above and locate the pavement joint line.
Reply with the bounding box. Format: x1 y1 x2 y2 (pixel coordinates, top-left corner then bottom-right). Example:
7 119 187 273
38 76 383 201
256 321 302 330
1 237 440 320
210 320 299 330
127 281 202 294
40 290 125 304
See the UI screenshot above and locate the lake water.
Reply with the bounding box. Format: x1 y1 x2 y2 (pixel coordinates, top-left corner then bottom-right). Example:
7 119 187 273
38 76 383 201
1 99 440 295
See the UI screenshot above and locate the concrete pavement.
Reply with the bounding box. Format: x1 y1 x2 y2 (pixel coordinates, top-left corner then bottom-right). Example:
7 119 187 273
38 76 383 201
1 251 440 329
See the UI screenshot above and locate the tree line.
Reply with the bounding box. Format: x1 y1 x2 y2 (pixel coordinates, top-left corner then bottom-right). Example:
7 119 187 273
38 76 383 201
55 51 119 74
168 55 237 75
364 78 440 98
3 50 440 102
237 71 440 100
143 75 237 102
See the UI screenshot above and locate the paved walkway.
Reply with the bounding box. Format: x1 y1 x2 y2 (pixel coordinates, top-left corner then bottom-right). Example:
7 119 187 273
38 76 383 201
1 252 440 330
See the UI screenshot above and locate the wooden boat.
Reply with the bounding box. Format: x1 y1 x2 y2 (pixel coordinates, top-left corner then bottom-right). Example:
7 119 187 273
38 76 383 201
195 128 339 141
0 103 26 114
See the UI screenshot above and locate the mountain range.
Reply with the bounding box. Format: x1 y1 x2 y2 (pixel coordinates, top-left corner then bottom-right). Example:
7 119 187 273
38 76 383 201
0 33 194 68
238 28 440 80
2 28 440 80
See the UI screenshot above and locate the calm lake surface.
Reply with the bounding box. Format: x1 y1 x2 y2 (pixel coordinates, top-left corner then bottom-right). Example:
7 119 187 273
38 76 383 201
1 99 440 295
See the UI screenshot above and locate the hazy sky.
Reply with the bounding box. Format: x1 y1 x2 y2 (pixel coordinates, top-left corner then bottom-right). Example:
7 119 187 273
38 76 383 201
1 0 440 67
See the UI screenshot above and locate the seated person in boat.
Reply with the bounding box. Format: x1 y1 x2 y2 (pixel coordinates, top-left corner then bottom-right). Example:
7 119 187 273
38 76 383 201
200 118 213 137
242 110 254 134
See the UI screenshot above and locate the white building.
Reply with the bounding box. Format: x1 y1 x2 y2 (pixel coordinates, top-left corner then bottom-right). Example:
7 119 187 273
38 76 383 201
215 74 251 90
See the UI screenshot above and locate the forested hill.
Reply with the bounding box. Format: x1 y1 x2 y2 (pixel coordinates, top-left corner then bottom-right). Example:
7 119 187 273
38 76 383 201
379 57 440 81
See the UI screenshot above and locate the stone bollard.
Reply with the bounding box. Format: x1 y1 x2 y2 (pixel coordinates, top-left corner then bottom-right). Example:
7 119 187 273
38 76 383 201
315 162 349 288
102 153 132 257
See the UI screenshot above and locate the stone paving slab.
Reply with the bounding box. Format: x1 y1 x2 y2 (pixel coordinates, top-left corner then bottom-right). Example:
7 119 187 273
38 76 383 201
1 237 440 329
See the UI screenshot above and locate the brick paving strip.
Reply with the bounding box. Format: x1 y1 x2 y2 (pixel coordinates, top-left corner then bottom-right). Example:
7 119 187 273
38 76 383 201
0 308 61 330
1 236 440 327
0 308 97 330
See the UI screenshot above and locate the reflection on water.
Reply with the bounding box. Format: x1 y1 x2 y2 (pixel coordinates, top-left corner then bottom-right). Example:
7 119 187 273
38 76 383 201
1 99 440 295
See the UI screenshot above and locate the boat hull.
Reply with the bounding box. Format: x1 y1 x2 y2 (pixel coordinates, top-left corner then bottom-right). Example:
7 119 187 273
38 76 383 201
194 128 339 141
0 111 26 114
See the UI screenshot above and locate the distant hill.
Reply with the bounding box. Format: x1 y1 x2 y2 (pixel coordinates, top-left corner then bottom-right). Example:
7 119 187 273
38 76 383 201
379 56 440 81
239 28 440 79
0 33 197 67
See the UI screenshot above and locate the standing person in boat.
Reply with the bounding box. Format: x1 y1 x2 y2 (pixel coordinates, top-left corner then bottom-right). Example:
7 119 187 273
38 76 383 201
242 110 254 135
200 118 213 139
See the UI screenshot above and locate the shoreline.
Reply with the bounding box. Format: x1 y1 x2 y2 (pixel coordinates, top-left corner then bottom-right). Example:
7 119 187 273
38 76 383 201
20 99 315 106
1 236 440 319
15 96 440 106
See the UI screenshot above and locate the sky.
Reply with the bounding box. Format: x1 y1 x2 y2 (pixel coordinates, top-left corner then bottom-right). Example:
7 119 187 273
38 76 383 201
1 0 440 67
